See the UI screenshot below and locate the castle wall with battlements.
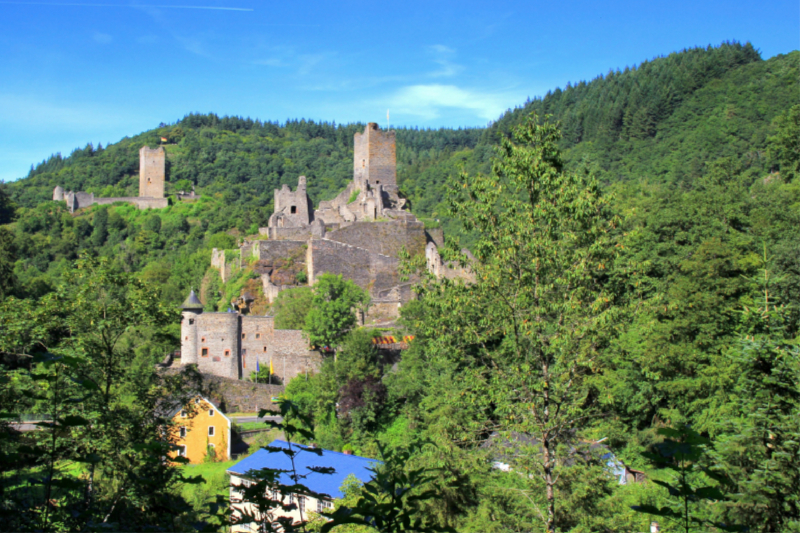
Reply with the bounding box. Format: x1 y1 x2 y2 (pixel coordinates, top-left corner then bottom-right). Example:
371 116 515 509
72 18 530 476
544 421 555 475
139 146 165 199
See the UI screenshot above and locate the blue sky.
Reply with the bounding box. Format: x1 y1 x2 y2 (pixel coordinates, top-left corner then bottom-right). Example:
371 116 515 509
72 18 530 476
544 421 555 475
1 0 797 182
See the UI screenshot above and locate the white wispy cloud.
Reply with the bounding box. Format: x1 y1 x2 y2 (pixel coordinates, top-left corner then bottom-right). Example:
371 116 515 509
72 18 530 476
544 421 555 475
386 84 520 122
427 44 462 78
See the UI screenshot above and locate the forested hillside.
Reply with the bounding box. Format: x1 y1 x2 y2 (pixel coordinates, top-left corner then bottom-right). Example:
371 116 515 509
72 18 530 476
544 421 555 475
1 41 799 532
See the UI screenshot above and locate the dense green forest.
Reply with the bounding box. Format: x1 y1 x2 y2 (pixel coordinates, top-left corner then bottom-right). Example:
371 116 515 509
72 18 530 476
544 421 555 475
1 42 799 532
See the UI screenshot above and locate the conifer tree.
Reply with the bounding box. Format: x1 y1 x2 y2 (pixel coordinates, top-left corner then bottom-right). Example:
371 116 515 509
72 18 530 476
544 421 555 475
410 113 620 532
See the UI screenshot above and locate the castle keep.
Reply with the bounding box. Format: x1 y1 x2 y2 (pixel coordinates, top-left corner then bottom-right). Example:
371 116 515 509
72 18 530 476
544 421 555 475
54 145 169 212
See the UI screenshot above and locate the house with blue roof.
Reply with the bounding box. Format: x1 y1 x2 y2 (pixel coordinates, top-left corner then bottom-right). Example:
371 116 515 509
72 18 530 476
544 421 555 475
227 440 380 530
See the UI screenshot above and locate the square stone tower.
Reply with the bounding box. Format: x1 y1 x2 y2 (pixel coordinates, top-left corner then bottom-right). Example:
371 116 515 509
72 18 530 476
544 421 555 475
354 123 396 192
139 146 166 198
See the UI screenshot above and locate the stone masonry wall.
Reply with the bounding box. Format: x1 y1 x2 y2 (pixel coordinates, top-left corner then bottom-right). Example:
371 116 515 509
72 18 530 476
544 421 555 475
325 220 426 259
197 374 285 413
240 316 275 375
139 146 165 198
310 239 375 290
264 330 322 383
196 313 240 379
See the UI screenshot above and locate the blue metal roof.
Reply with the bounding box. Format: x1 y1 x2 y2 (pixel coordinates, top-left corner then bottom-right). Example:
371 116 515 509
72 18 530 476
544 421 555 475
227 440 380 499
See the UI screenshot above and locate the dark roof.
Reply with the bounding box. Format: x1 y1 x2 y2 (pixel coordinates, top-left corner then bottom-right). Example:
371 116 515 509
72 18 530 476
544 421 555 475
180 290 203 310
227 440 380 499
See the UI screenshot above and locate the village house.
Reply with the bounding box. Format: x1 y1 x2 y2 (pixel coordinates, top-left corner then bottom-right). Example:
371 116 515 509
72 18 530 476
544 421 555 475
167 395 231 464
227 440 378 530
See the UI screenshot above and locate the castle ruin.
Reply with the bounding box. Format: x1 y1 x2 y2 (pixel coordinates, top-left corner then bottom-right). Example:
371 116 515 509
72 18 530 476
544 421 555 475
190 121 471 383
54 145 169 212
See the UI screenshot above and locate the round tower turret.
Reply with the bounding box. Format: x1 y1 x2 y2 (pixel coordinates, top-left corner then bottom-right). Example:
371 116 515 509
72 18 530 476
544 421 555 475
179 290 203 366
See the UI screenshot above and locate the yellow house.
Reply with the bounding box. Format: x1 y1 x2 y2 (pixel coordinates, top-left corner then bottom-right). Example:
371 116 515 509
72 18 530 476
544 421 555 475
169 395 231 463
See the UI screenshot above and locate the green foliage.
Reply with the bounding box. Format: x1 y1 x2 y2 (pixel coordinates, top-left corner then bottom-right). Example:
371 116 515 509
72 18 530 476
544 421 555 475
208 232 236 249
632 426 743 532
408 113 620 532
273 286 314 329
348 188 361 204
710 253 800 531
322 445 454 533
767 103 800 181
304 274 369 349
0 255 205 531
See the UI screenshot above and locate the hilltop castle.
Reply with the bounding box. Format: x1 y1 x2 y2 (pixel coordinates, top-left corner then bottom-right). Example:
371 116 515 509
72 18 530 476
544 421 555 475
183 122 470 382
53 146 169 212
213 123 458 327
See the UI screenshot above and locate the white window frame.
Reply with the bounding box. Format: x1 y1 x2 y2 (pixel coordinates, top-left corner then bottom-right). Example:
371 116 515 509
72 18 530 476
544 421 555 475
209 409 215 417
178 445 186 457
179 426 186 438
208 426 215 436
180 410 187 418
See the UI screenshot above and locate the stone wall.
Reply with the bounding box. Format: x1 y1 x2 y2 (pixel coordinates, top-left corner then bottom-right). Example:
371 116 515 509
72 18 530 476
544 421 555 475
65 191 95 213
93 197 169 210
210 248 231 282
240 315 275 375
309 239 377 291
196 313 240 379
325 220 427 259
264 331 321 383
139 146 165 198
261 226 313 240
197 373 285 413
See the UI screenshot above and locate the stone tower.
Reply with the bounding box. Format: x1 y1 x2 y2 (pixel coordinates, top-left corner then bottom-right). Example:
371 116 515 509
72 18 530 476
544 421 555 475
139 146 165 198
269 175 314 228
353 123 396 192
179 290 203 366
53 186 64 202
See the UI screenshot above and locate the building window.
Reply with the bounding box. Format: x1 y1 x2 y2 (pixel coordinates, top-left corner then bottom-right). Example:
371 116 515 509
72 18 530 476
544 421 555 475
224 349 230 357
180 410 187 418
179 427 186 438
290 206 297 214
188 319 194 325
263 346 267 352
317 499 333 512
185 336 188 340
242 333 246 339
255 333 260 339
201 337 205 342
209 409 215 417
298 496 306 513
208 426 215 436
178 445 186 457
242 349 247 356
201 348 208 357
